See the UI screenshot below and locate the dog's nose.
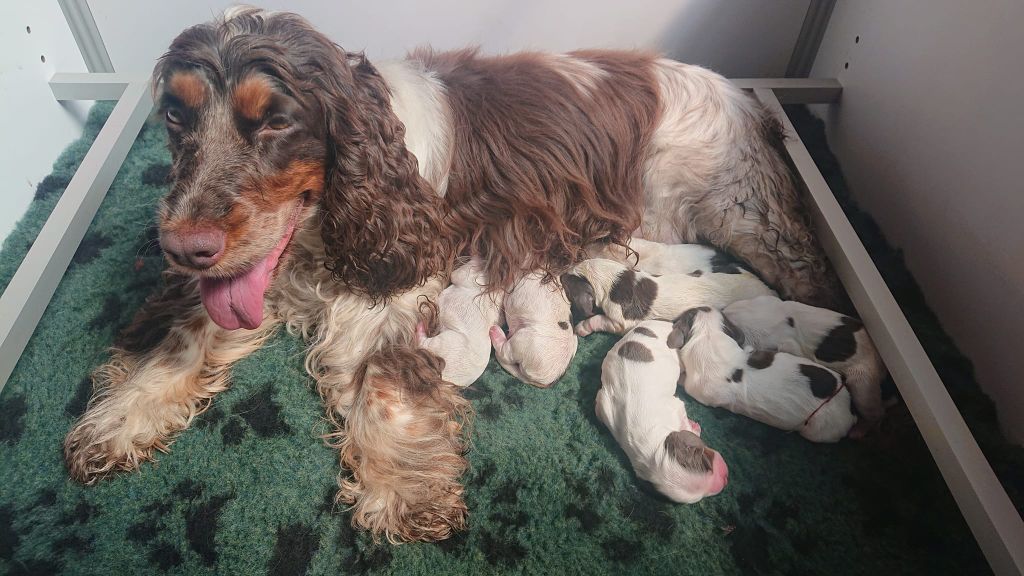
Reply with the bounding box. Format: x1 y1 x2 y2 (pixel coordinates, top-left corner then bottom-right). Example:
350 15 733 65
161 228 225 270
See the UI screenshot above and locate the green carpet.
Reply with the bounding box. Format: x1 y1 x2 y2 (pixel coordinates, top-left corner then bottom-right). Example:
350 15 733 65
0 101 1019 575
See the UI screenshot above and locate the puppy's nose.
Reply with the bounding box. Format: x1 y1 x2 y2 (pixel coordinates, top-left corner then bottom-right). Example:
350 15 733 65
161 228 225 270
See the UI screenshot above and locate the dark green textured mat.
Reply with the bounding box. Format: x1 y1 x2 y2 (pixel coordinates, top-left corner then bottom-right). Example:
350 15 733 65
1 101 1020 575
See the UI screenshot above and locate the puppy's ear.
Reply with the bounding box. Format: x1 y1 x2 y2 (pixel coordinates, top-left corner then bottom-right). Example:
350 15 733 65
666 307 700 349
721 315 746 348
560 273 595 324
664 430 713 473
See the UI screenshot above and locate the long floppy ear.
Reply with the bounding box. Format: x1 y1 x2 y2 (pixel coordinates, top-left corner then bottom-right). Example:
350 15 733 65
560 273 596 324
667 307 702 349
664 430 713 473
316 51 452 301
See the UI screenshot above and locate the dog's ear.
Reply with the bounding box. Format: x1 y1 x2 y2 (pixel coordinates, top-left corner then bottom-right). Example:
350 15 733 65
721 314 746 348
316 51 452 301
664 430 713 473
560 273 595 323
666 307 701 349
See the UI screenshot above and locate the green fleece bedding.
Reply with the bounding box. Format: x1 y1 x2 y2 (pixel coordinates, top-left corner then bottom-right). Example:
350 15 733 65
0 101 1018 576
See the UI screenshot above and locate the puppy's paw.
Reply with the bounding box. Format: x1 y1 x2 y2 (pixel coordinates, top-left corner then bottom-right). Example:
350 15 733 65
574 322 593 337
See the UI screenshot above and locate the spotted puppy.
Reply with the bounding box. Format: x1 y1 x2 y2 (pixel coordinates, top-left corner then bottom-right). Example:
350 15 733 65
670 307 856 443
722 295 885 436
588 237 747 276
562 258 774 336
489 273 578 387
417 259 503 386
597 320 729 503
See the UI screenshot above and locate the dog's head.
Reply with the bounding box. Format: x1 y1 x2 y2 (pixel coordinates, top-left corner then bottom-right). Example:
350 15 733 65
153 8 450 329
655 428 729 503
666 306 745 351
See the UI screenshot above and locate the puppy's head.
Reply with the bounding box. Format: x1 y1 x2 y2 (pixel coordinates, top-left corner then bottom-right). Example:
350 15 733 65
493 325 578 388
667 307 745 350
655 428 729 503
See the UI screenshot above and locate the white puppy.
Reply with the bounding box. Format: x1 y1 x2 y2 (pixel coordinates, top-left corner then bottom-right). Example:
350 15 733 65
489 273 578 387
722 295 885 435
417 259 503 387
669 306 856 443
588 237 738 276
597 320 729 503
561 258 774 336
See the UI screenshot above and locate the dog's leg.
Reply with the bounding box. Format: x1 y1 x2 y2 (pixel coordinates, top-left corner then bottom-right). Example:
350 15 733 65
336 346 470 543
298 280 468 542
697 187 841 308
64 274 277 483
575 314 625 336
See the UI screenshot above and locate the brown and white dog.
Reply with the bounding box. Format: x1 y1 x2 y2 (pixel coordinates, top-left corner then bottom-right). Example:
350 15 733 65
64 7 837 542
669 307 856 443
722 295 886 435
489 273 577 388
589 237 729 277
597 320 728 503
563 258 775 336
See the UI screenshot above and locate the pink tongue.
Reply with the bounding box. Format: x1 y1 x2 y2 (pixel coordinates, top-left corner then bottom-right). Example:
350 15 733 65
199 220 296 330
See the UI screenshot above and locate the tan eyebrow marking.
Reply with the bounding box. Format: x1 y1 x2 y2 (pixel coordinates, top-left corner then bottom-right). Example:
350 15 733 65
167 71 208 108
232 76 274 122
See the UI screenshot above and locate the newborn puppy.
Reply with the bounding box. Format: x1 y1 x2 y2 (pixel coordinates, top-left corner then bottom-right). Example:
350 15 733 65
561 258 774 336
597 320 729 503
669 307 856 443
417 259 503 387
489 273 578 387
588 237 740 276
722 295 885 436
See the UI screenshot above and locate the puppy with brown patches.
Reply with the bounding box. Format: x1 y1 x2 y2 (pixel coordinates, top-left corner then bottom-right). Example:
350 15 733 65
588 237 745 276
416 259 502 387
722 295 886 437
597 320 728 503
669 307 856 443
489 273 578 387
562 258 774 336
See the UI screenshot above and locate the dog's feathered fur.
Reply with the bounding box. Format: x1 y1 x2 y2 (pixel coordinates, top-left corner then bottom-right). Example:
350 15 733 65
65 7 837 542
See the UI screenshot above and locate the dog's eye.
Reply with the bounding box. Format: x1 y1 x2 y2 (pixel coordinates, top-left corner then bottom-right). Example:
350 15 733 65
263 115 291 131
165 108 183 125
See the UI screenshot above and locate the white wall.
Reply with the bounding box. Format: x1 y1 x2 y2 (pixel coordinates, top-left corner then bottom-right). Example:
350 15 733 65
88 0 810 78
811 0 1024 442
0 3 91 242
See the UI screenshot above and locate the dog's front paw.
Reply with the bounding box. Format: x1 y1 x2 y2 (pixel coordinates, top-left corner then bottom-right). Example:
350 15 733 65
64 418 159 484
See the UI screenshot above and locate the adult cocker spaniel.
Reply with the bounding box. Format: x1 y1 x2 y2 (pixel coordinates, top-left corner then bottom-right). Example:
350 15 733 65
65 7 838 542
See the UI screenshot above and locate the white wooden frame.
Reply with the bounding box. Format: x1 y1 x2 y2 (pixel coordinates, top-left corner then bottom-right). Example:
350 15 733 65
0 74 1020 575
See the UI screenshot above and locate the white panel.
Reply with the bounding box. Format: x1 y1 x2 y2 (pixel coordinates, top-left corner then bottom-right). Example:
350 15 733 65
811 0 1024 443
0 3 91 242
88 0 809 77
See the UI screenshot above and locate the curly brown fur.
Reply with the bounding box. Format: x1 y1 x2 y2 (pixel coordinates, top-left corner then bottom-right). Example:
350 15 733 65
410 48 660 292
330 345 471 543
151 8 452 302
